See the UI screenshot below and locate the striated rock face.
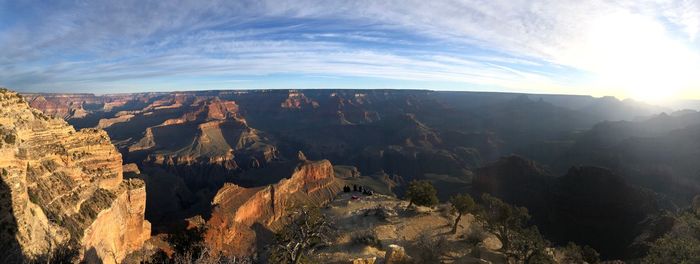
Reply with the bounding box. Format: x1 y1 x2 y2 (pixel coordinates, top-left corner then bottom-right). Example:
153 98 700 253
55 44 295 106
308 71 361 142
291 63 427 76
0 89 150 263
23 93 101 119
81 180 151 264
124 97 278 194
204 159 341 256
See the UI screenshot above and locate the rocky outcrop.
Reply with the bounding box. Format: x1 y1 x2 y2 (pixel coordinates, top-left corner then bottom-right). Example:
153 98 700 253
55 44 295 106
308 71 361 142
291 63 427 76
203 159 341 256
384 244 410 264
0 89 150 263
123 100 279 197
280 91 319 109
206 99 239 120
96 114 135 129
81 180 151 264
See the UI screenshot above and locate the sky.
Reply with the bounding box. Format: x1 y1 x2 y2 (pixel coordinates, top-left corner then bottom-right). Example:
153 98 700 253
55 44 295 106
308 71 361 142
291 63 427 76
1 0 699 102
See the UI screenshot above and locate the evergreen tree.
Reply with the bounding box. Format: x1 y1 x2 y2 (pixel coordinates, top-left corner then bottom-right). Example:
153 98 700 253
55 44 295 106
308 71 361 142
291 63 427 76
449 193 476 234
405 180 438 209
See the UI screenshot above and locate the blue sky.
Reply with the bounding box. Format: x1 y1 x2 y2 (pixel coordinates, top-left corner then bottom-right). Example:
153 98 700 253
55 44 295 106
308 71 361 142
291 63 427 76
1 0 699 100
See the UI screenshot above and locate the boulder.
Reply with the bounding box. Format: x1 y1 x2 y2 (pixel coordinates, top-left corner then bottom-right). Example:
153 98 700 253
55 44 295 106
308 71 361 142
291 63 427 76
481 234 503 251
385 244 410 264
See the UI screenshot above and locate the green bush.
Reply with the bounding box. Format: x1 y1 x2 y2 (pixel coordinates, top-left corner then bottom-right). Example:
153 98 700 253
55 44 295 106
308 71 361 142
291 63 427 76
405 180 438 208
27 189 40 204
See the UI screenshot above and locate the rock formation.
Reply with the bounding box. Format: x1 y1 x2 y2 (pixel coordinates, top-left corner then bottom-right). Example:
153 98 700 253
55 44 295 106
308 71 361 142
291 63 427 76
19 88 694 262
384 244 410 264
280 90 319 109
203 159 341 256
126 97 278 190
0 89 150 263
22 93 101 119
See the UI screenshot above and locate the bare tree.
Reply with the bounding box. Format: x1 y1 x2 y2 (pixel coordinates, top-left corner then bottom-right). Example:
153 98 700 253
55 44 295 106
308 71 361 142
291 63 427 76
268 206 333 264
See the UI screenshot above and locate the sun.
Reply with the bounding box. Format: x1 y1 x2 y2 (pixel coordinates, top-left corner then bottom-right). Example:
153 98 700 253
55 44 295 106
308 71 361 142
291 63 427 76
570 12 700 103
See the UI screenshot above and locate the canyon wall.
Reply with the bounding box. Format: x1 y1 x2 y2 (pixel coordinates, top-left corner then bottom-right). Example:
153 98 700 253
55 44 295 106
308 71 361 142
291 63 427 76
0 89 150 263
204 159 341 256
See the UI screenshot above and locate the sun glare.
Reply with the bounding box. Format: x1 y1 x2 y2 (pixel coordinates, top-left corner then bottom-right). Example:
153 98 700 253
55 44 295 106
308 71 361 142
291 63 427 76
572 12 700 102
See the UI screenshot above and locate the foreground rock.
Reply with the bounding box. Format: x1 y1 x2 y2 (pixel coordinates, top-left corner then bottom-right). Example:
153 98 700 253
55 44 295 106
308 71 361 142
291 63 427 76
203 159 341 256
384 244 410 264
315 192 498 264
0 89 150 263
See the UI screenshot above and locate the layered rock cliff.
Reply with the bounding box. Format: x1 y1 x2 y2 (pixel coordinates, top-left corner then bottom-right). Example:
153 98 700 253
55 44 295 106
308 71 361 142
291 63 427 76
0 89 150 263
203 159 341 256
23 93 101 119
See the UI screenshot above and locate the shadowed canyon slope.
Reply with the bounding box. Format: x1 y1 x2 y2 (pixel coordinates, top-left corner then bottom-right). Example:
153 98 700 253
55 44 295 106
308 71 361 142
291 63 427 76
0 89 150 263
473 156 658 258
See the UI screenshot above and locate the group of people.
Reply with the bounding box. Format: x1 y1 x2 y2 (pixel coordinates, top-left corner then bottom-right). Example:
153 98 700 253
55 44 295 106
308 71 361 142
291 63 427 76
343 184 374 196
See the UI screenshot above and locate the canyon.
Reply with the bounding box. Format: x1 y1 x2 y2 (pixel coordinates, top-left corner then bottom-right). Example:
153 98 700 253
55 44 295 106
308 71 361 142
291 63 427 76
6 88 700 262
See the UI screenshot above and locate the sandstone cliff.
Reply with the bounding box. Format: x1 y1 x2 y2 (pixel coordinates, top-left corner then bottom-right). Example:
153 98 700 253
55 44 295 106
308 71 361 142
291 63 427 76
204 159 341 256
0 89 150 263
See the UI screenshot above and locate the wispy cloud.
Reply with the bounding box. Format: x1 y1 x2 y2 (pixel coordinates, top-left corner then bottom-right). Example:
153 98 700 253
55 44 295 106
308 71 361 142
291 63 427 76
1 0 699 98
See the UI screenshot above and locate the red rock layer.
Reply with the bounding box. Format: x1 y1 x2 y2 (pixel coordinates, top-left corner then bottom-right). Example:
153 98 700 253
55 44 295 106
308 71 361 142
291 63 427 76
203 159 341 256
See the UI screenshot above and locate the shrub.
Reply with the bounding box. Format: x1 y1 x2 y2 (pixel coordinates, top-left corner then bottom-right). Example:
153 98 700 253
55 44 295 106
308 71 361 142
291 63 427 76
405 180 438 208
268 206 333 264
31 243 79 264
28 189 40 204
4 133 16 145
351 230 383 249
413 232 448 264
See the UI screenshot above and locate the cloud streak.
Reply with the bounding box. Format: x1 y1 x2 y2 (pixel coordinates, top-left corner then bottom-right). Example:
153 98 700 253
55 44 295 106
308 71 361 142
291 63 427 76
0 0 699 97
